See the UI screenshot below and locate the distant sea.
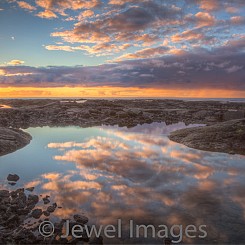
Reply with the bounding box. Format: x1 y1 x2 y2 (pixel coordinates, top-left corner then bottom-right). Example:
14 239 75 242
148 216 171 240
2 97 245 103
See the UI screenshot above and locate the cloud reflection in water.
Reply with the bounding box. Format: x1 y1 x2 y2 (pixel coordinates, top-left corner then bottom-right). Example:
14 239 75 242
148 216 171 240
25 123 245 243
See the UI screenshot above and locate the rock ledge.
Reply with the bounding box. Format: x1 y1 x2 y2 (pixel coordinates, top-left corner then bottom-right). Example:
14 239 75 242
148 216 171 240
169 119 245 155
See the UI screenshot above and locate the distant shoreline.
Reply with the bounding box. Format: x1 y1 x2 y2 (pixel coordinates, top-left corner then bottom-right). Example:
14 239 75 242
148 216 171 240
1 97 245 102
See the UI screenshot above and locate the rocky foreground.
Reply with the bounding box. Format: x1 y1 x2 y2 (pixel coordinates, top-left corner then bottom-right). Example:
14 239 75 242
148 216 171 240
0 127 32 156
0 175 102 244
0 99 245 155
169 119 245 155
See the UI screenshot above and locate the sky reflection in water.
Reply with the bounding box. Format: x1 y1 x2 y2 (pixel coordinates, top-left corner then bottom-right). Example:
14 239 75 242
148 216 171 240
0 122 245 244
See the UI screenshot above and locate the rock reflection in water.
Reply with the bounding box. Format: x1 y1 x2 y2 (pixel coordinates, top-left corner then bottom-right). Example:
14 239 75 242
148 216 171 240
0 104 12 109
0 122 245 244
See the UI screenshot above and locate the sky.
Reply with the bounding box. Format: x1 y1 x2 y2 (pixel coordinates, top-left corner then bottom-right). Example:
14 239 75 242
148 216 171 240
0 0 244 98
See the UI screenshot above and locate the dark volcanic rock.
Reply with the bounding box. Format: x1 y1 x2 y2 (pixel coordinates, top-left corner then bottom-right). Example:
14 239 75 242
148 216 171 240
7 174 20 182
27 194 39 205
169 119 245 155
31 209 42 219
73 214 89 224
0 127 32 156
0 176 96 244
0 190 9 197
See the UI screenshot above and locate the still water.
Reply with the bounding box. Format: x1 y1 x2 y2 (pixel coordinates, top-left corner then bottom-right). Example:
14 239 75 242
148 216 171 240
0 122 245 244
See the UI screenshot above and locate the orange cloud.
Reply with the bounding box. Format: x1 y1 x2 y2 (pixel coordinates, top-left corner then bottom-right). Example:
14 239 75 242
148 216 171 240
78 9 94 19
36 0 100 13
115 46 169 61
17 1 36 11
172 30 204 42
7 59 25 65
36 9 57 19
0 86 244 98
199 0 220 11
108 0 140 5
195 12 216 27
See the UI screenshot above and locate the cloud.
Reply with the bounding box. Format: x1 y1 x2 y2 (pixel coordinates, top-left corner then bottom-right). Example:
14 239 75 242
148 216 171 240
45 43 132 56
171 29 204 42
36 9 57 19
0 36 244 94
49 2 182 54
108 0 141 5
7 59 25 65
45 45 74 52
4 0 245 75
194 12 216 27
230 16 245 25
225 7 239 13
199 0 220 11
17 1 36 11
226 65 243 73
78 10 94 20
35 0 101 14
115 46 169 61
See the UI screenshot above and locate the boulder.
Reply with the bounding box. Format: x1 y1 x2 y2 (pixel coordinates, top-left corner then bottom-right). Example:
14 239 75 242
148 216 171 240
7 174 20 182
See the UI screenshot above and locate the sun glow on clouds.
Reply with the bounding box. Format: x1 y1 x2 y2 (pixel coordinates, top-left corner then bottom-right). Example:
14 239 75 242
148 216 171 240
0 86 244 98
0 0 244 97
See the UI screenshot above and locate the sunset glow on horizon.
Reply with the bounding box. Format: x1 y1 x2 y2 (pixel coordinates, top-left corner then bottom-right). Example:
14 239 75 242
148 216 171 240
0 0 244 98
1 86 245 99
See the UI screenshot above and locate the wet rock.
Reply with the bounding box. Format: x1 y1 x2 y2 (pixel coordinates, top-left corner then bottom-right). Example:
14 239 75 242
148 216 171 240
47 205 56 213
0 190 9 197
31 209 42 219
43 196 50 204
7 174 20 182
16 208 30 215
16 188 24 194
7 214 19 224
74 214 89 224
43 211 50 217
27 194 39 205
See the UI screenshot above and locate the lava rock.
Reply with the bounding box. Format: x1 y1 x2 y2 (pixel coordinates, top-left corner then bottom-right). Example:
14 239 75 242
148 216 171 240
7 174 20 182
73 214 89 224
31 209 42 219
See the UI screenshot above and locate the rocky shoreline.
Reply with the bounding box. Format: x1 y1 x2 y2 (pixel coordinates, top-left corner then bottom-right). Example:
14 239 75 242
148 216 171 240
169 119 245 155
0 99 245 155
0 175 102 244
